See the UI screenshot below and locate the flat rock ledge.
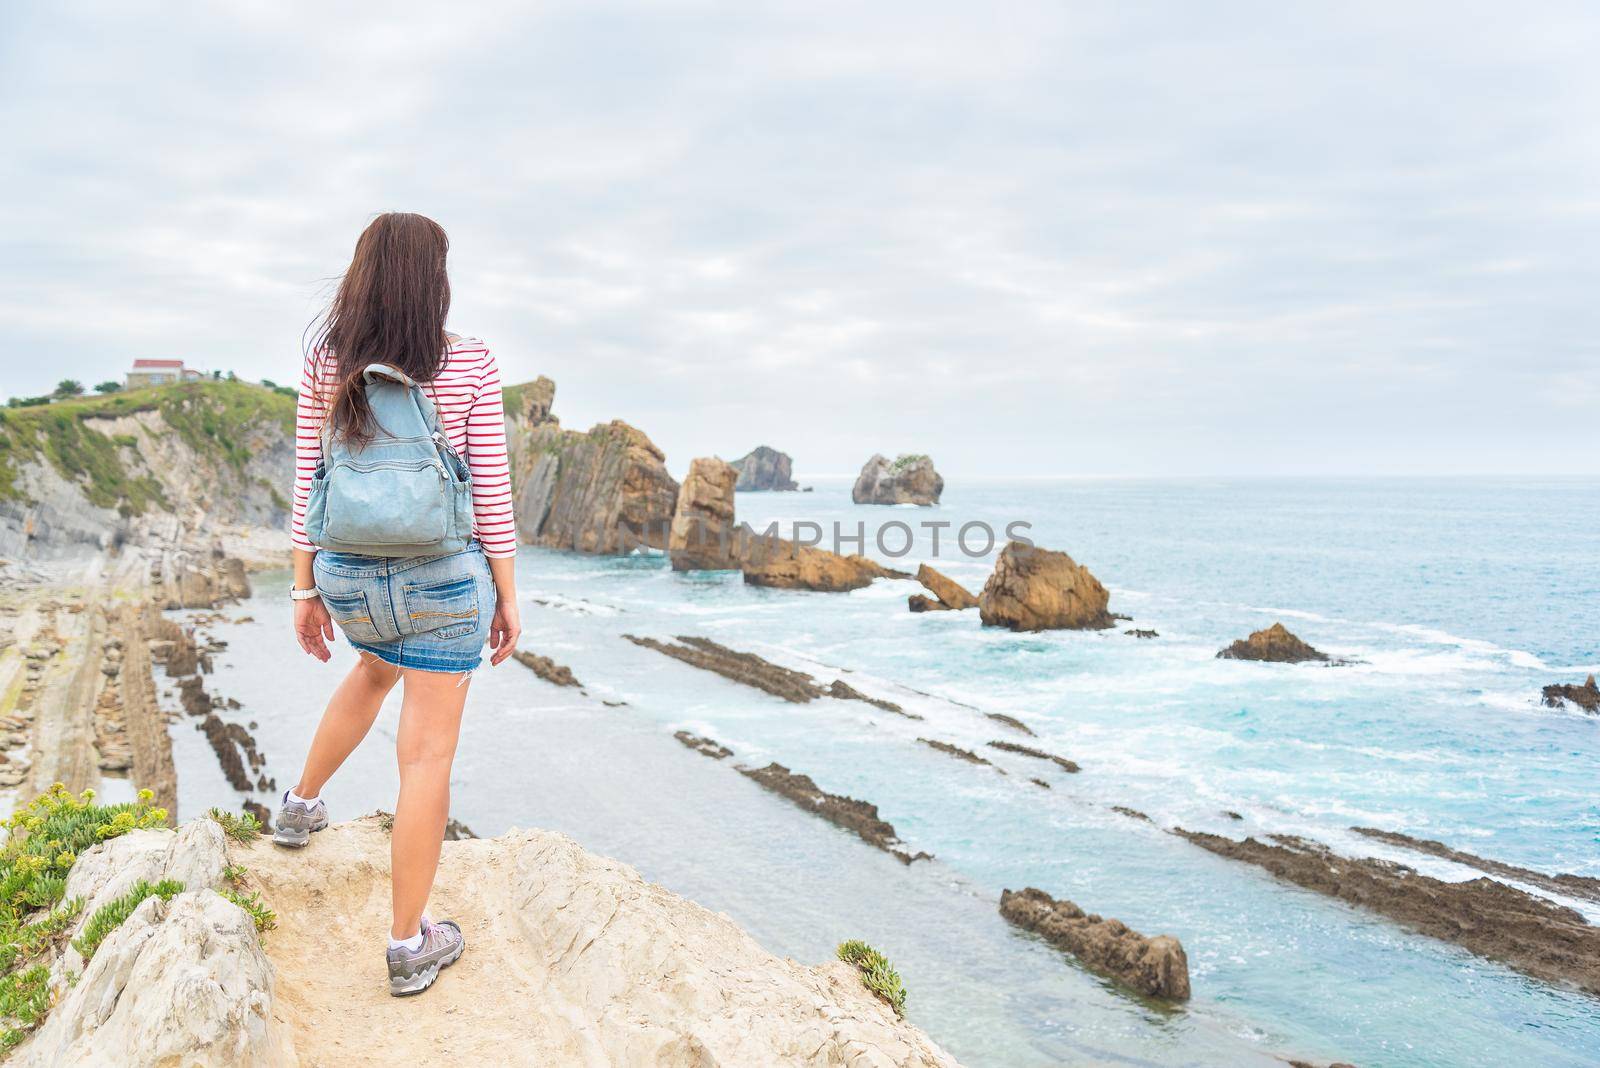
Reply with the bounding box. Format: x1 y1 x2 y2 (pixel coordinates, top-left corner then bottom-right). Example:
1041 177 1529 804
740 762 932 865
999 888 1190 1000
1215 622 1332 664
987 740 1080 773
1176 830 1600 998
510 648 583 688
1542 674 1599 713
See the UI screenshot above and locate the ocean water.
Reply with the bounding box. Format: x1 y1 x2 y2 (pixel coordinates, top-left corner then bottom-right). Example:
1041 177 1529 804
186 477 1599 1067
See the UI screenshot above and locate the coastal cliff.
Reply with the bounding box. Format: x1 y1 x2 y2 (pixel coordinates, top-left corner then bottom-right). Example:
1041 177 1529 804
12 812 959 1067
0 380 295 568
504 377 680 553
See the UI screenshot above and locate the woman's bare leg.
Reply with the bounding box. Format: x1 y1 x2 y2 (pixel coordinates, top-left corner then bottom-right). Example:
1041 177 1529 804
390 668 470 940
292 654 400 799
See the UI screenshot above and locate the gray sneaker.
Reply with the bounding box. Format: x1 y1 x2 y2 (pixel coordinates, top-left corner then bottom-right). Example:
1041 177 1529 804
271 790 328 848
387 917 465 996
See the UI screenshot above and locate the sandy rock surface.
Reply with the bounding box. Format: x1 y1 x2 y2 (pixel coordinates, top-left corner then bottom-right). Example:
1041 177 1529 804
978 541 1113 631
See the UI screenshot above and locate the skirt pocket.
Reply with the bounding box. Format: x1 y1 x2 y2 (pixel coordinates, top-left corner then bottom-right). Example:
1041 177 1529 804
318 588 386 645
401 574 480 639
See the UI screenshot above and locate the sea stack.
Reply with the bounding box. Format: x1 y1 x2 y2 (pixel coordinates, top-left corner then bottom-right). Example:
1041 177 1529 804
978 542 1113 631
1216 623 1329 663
1542 675 1599 713
669 457 742 571
852 454 943 506
730 446 799 491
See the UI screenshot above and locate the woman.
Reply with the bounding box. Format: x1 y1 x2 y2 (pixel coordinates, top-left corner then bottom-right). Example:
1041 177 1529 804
279 212 521 996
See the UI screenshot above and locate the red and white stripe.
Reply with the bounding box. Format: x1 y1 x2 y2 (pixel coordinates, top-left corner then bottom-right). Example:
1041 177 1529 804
289 337 518 559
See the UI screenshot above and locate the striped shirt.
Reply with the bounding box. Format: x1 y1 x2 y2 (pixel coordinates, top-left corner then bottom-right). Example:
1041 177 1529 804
289 336 518 559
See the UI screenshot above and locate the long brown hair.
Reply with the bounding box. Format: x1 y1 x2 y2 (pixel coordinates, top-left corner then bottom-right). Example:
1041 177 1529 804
308 212 451 445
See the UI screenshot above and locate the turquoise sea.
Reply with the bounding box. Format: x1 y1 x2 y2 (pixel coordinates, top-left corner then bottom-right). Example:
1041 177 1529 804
188 477 1599 1067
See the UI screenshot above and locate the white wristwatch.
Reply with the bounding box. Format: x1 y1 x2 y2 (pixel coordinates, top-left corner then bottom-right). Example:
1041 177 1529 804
289 586 321 601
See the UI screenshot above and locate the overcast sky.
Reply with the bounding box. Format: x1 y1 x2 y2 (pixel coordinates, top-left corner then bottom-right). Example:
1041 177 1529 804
3 1 1597 477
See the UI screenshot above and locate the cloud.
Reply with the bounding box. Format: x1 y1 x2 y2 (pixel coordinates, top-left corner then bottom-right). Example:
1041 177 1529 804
2 0 1597 475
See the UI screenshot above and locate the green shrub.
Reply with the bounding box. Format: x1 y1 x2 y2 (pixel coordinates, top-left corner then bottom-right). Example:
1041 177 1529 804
205 808 262 843
837 939 908 1017
217 888 276 935
71 879 184 960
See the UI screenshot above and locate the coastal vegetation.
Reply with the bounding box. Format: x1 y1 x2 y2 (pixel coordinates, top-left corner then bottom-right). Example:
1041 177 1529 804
837 940 908 1017
0 785 168 1051
71 878 185 959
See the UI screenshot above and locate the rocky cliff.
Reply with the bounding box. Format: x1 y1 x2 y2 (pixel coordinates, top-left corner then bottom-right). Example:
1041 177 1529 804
17 815 959 1066
0 380 295 567
504 377 680 553
731 445 799 491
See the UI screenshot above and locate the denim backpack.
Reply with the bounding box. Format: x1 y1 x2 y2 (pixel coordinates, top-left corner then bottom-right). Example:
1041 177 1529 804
302 363 473 557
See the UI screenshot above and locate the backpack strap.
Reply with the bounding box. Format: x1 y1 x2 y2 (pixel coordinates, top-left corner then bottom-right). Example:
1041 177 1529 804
363 363 442 436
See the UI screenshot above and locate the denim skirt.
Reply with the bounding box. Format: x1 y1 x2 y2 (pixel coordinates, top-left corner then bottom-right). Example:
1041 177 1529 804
313 543 494 673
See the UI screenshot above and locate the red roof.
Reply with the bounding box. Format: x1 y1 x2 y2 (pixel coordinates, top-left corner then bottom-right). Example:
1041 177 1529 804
132 359 185 369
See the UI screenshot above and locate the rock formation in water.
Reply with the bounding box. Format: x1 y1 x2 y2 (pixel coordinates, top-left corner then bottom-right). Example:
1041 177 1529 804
740 528 911 592
510 648 582 688
19 815 957 1066
985 712 1036 736
730 445 799 491
852 454 944 506
504 377 680 554
998 887 1191 1000
1215 622 1331 663
1351 826 1600 905
978 541 1113 631
987 740 1080 773
739 763 932 864
1174 829 1600 997
675 730 734 759
1542 674 1599 713
669 457 742 571
917 738 995 767
623 634 915 716
908 563 979 613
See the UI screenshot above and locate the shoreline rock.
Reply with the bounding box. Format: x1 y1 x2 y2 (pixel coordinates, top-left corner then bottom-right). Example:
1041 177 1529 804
730 446 799 492
1175 830 1600 997
510 648 582 689
739 763 932 864
908 563 978 613
987 740 1080 773
852 454 944 506
740 529 911 592
669 457 742 571
505 377 679 554
675 730 733 760
999 887 1190 1000
1216 623 1330 664
985 712 1035 736
1351 825 1600 905
1541 674 1599 713
978 542 1113 632
917 738 995 767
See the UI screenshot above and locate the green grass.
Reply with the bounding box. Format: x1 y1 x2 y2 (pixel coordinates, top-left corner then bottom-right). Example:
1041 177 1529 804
0 785 168 1050
889 453 928 473
205 808 262 844
837 939 908 1018
71 878 184 960
0 380 293 509
217 888 276 935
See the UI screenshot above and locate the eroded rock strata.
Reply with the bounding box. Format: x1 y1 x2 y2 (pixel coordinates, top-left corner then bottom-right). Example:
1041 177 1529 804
1542 674 1599 713
730 445 799 492
917 738 994 766
852 454 944 506
985 712 1035 736
624 635 910 715
978 542 1113 631
987 740 1080 773
1175 830 1600 997
511 649 582 689
999 887 1190 1000
1351 826 1600 905
1216 622 1330 663
827 679 917 718
739 763 931 864
675 730 734 759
